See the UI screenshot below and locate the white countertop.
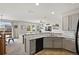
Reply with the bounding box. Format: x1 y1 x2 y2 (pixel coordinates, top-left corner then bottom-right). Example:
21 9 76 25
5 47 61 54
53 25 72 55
24 33 64 40
24 30 76 40
62 31 75 39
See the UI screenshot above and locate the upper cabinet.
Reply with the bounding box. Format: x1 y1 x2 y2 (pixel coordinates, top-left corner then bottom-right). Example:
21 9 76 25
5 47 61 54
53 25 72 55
62 13 79 31
62 16 68 31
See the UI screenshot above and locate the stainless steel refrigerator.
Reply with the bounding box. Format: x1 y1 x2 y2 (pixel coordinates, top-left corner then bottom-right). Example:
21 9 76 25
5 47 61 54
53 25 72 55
75 19 79 54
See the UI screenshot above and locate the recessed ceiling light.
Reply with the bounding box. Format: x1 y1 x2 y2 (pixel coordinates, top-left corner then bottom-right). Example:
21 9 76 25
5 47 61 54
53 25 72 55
51 11 55 15
35 3 39 6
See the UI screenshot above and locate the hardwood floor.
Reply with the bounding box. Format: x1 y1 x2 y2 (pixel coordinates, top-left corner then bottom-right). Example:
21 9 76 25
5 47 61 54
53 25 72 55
35 48 77 55
6 39 27 55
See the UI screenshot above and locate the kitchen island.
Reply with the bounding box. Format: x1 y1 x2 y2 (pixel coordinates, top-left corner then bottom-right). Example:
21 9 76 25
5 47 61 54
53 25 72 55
23 32 66 55
23 31 76 55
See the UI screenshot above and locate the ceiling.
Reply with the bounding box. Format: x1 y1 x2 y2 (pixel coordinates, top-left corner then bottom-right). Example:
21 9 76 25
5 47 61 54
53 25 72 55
0 3 79 23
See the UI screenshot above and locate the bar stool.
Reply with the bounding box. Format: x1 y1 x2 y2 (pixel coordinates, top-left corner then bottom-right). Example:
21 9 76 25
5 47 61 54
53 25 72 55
8 35 14 43
6 35 14 44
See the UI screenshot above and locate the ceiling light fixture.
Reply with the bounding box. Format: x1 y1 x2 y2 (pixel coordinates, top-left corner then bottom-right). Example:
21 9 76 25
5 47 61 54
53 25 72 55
35 3 39 6
51 11 55 15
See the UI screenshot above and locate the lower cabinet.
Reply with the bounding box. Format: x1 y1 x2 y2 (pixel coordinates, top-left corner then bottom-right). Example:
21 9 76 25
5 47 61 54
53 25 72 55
43 37 53 48
30 40 36 54
43 37 63 48
53 37 63 48
63 38 76 52
30 37 76 54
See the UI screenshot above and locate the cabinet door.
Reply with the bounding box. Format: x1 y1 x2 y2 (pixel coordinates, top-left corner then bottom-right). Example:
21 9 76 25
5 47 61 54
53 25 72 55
63 38 76 52
62 16 68 31
62 13 79 31
43 37 53 48
30 40 36 54
68 14 79 31
53 37 63 48
68 15 72 31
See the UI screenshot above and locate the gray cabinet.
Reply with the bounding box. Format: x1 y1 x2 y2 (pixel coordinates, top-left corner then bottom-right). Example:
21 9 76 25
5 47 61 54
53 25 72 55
53 37 63 48
62 13 79 31
43 37 63 48
63 38 76 52
43 37 53 48
68 14 79 31
30 40 36 54
30 37 76 54
62 16 69 31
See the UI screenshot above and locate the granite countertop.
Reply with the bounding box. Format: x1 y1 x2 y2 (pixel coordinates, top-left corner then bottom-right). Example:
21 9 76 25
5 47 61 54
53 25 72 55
24 30 76 39
62 31 75 39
